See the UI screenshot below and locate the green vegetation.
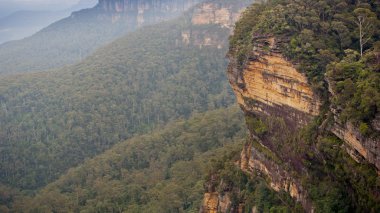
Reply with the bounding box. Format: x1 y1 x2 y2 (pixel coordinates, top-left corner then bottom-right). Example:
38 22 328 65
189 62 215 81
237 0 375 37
306 135 380 212
243 113 379 212
230 1 380 210
230 0 380 127
327 45 380 133
0 17 234 190
1 106 246 212
207 145 301 213
245 115 267 136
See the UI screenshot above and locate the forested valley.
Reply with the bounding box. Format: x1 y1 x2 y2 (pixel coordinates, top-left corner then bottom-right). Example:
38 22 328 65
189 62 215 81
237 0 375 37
0 0 379 212
0 17 234 191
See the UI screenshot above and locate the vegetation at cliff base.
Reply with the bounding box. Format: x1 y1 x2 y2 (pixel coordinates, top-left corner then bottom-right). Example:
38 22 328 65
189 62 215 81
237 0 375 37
206 144 303 213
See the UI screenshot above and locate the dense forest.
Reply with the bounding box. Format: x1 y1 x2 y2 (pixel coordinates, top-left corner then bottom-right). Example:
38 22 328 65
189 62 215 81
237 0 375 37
0 17 234 191
0 107 244 212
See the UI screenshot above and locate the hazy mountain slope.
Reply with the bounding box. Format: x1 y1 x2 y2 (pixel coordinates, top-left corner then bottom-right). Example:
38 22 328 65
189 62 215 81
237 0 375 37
0 0 201 75
0 11 237 191
5 106 246 212
0 0 98 45
0 10 69 45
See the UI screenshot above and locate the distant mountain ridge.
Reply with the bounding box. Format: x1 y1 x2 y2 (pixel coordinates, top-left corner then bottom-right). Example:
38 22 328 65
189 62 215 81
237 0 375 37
0 0 97 44
0 0 202 75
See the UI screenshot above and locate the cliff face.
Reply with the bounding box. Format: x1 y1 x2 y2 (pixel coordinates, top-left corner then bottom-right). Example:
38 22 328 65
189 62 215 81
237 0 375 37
228 36 321 128
326 79 380 172
225 31 379 213
191 2 245 28
93 0 201 26
240 143 313 212
225 35 321 212
179 0 251 49
331 121 380 171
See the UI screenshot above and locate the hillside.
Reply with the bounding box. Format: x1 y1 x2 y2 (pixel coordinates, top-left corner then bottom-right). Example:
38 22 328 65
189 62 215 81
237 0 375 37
0 0 251 193
0 0 97 45
0 10 69 44
2 106 246 212
200 0 380 212
0 0 202 75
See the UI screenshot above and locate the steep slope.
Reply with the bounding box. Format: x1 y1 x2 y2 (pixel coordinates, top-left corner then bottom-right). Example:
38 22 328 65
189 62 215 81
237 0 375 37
202 0 379 212
0 0 202 75
0 0 251 192
3 106 245 212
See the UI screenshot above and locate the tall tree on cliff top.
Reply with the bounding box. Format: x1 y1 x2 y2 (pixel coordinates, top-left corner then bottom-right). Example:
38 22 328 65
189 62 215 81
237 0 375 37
354 6 377 56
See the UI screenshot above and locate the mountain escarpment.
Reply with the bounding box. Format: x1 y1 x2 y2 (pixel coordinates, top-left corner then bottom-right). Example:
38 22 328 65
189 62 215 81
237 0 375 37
96 0 201 26
180 0 251 49
202 1 379 212
227 35 318 212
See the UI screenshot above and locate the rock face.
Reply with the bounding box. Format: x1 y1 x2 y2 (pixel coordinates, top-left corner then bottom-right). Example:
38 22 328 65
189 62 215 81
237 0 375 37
240 143 314 212
201 193 219 213
191 2 246 28
95 0 201 26
326 77 380 171
227 35 320 212
179 0 251 49
326 78 380 172
228 35 321 127
331 115 380 171
200 192 243 213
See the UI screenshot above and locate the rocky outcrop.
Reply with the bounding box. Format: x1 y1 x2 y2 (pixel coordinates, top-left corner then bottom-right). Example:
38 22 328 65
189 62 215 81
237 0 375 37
227 35 320 211
228 35 321 127
200 193 219 213
200 192 243 213
331 121 379 170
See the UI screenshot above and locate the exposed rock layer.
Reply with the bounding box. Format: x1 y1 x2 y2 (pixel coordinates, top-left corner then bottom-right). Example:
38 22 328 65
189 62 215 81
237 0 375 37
331 119 380 171
191 2 245 28
180 1 251 49
95 0 201 26
228 37 321 127
227 36 320 212
240 143 314 212
326 78 380 172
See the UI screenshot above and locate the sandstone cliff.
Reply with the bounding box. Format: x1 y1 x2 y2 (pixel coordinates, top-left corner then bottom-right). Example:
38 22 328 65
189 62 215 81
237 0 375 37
205 1 380 212
225 34 379 213
226 35 319 212
180 0 251 49
82 0 202 26
228 35 321 128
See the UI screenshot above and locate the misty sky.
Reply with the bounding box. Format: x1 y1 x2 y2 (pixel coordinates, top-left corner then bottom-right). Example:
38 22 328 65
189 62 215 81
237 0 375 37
0 0 95 17
0 0 79 8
